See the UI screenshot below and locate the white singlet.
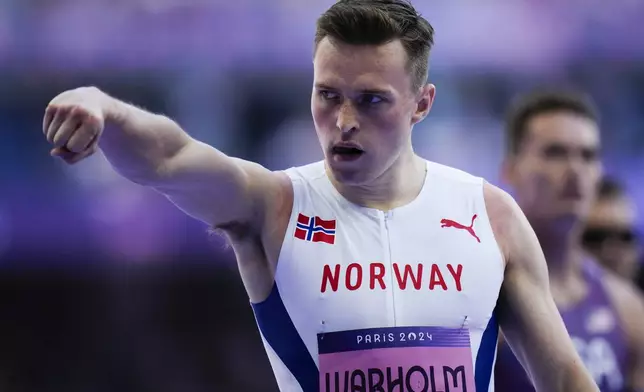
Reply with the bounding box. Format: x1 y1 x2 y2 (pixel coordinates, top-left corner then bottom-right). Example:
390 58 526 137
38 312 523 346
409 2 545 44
251 160 504 392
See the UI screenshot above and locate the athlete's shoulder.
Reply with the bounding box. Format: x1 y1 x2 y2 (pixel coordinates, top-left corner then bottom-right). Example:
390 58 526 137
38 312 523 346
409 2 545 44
481 182 516 216
481 183 528 268
283 160 326 182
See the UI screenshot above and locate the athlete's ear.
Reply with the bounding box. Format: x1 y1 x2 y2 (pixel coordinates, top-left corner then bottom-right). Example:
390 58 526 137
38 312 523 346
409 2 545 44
411 83 435 125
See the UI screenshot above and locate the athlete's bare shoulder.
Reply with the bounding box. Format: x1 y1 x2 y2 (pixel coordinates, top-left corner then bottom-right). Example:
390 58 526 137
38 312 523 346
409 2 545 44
481 182 518 268
218 163 293 303
259 169 294 261
215 159 292 238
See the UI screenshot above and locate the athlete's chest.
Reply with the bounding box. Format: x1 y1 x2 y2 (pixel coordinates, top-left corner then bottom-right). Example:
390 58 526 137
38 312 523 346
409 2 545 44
277 208 504 332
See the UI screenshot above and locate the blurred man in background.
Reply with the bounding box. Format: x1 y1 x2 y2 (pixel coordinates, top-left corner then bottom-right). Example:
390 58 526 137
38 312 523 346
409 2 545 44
583 176 641 283
638 257 644 293
495 90 644 391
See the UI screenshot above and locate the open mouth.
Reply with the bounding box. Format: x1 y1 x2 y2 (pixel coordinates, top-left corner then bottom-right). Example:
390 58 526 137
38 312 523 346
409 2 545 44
331 145 364 161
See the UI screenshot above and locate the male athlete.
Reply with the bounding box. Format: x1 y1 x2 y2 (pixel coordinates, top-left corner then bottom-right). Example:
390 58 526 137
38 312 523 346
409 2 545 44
494 90 644 391
583 177 641 282
42 1 597 391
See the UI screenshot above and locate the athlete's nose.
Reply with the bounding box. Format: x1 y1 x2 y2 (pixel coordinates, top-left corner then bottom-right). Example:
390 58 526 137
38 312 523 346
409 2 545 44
336 101 359 135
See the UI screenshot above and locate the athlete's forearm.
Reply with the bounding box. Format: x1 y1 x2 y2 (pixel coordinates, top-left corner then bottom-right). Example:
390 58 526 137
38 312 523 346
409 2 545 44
98 91 192 185
548 364 599 392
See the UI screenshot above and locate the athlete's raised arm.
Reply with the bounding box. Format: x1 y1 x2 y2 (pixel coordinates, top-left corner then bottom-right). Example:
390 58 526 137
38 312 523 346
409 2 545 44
484 183 599 392
43 86 287 230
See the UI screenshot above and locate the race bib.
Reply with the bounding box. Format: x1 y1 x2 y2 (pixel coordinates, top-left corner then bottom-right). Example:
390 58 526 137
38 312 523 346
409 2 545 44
318 326 475 392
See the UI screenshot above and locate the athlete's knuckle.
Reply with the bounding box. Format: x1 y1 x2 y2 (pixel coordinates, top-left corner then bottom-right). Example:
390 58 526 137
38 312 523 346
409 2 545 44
52 131 67 146
69 105 89 119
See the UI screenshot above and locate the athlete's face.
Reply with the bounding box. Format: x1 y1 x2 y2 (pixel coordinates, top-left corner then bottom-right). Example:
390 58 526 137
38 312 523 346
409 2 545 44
311 38 435 185
504 111 603 224
584 195 641 279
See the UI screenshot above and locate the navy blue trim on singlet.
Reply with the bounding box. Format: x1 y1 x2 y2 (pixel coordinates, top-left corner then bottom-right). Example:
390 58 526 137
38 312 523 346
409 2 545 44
475 310 499 391
251 284 319 392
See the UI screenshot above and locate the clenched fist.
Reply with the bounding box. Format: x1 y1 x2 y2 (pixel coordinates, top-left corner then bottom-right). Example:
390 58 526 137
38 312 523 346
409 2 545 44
43 86 106 164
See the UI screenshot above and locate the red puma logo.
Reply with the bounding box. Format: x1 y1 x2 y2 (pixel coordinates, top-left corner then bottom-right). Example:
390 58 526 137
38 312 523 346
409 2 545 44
440 214 481 243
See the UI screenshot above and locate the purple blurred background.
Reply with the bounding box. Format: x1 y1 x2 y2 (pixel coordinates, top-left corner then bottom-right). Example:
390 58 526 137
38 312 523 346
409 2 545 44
1 1 643 390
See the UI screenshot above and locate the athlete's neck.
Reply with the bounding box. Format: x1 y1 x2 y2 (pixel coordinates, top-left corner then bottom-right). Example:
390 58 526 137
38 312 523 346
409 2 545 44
533 219 585 275
329 152 426 211
532 219 588 306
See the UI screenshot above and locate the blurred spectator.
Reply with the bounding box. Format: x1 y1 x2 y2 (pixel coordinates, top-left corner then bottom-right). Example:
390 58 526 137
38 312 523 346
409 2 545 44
637 255 644 293
583 176 641 282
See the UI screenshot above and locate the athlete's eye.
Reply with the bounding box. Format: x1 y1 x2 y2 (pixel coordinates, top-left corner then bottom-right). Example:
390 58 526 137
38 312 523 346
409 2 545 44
581 147 599 162
358 94 384 106
542 144 568 160
319 90 340 101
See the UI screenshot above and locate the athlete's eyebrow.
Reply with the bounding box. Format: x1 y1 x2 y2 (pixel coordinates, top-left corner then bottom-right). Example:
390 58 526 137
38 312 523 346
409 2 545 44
314 83 393 96
355 88 393 96
314 83 335 90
